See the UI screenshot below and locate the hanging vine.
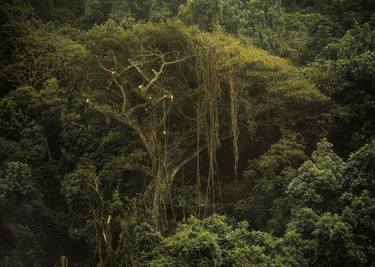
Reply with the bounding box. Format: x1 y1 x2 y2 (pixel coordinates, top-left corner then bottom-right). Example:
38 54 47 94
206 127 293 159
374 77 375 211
227 69 240 178
192 44 223 216
193 41 241 215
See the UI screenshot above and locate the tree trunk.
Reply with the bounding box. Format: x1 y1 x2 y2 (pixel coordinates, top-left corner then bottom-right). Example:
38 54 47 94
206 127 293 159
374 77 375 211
152 163 171 225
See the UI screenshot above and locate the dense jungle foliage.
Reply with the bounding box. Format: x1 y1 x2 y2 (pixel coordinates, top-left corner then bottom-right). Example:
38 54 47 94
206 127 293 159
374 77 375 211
1 0 375 266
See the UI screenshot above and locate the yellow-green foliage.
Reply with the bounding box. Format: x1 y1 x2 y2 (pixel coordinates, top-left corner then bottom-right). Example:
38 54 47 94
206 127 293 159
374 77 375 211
87 20 326 107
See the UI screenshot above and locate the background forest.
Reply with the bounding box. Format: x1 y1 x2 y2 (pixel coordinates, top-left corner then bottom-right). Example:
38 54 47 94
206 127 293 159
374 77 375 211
1 0 375 266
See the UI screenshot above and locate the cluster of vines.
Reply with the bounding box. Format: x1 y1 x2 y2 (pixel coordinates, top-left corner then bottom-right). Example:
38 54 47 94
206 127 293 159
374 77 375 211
193 45 240 216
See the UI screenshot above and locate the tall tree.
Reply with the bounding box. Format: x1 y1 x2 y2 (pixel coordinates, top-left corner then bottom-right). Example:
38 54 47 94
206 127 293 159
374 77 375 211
85 21 326 225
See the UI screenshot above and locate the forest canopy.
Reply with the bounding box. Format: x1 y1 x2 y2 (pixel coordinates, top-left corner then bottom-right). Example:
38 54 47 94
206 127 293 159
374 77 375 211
0 0 375 266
